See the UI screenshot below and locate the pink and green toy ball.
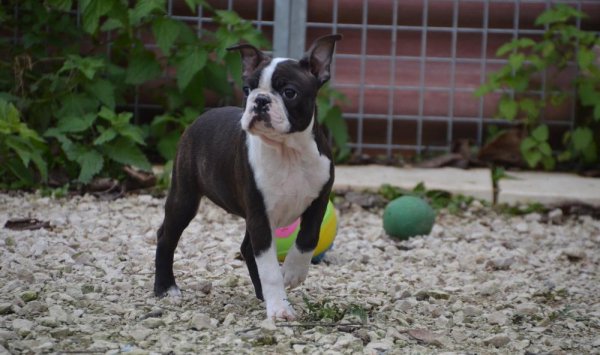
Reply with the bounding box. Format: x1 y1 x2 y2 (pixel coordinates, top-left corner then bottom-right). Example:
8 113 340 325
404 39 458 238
274 200 338 263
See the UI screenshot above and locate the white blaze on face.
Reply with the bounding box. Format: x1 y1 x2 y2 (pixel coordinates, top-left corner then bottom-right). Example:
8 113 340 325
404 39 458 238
240 58 292 136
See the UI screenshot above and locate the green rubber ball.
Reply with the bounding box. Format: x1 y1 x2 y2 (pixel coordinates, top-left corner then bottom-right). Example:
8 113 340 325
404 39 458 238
383 196 436 240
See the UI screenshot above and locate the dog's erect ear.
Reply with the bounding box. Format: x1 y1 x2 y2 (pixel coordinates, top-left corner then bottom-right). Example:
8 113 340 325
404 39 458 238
227 44 269 79
300 34 342 87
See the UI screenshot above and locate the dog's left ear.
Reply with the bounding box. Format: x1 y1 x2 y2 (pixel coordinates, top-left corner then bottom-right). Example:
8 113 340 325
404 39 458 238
227 44 269 80
300 34 342 87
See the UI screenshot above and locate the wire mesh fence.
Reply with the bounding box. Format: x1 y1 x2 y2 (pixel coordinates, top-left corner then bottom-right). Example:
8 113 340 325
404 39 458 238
162 0 599 160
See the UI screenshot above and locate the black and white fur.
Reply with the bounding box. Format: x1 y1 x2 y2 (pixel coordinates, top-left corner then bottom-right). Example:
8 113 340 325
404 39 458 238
154 35 342 320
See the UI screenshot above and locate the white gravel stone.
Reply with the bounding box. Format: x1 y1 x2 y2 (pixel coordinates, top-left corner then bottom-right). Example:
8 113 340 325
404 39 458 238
548 208 563 222
515 303 538 316
486 311 508 325
12 319 34 337
190 313 214 330
0 192 598 354
483 334 511 348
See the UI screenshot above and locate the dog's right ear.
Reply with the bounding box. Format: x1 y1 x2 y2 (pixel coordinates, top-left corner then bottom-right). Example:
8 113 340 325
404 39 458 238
227 44 269 80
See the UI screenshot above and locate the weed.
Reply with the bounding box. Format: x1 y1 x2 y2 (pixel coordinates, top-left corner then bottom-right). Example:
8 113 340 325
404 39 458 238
495 202 547 216
301 296 368 324
39 184 70 198
379 182 480 214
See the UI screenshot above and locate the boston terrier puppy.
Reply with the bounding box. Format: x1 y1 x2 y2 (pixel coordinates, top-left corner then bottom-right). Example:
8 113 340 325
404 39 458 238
154 34 342 320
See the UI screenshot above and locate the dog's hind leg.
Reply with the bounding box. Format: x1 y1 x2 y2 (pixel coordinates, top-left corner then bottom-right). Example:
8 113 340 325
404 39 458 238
240 230 263 301
154 169 201 298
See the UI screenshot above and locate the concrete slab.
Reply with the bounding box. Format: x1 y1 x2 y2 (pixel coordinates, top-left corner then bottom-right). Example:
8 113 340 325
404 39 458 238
498 171 600 206
334 165 494 202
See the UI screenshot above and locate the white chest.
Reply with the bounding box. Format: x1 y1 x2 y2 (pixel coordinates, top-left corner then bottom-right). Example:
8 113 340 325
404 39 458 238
247 134 331 228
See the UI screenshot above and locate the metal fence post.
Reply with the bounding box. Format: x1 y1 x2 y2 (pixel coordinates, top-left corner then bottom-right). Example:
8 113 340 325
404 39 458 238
273 0 307 58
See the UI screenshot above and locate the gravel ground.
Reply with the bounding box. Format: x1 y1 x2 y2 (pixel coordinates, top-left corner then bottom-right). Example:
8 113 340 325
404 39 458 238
1 191 599 354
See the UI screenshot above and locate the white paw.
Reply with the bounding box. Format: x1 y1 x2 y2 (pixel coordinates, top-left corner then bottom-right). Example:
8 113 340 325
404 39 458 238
266 299 296 321
167 285 182 297
282 262 309 289
282 246 312 289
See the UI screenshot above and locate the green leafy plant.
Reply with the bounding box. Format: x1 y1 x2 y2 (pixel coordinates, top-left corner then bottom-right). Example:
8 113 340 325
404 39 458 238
0 0 263 188
302 296 367 323
476 4 600 170
379 182 478 214
520 125 554 170
317 84 350 162
1 0 349 189
0 100 47 188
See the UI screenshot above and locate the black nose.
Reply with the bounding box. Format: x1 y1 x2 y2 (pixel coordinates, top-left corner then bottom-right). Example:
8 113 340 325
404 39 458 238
254 94 271 111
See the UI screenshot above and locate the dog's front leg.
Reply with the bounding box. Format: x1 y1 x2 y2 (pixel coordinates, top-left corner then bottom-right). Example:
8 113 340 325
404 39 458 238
282 196 329 289
247 219 296 320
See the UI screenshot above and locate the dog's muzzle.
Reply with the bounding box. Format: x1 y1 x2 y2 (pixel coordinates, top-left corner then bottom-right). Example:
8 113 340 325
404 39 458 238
248 94 273 129
253 94 271 114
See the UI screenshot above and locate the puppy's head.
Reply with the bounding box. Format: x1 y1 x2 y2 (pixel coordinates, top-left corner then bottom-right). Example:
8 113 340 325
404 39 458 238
228 34 342 144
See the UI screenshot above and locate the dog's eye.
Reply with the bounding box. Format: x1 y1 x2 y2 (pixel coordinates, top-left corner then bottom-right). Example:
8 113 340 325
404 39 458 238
242 86 251 96
282 88 297 100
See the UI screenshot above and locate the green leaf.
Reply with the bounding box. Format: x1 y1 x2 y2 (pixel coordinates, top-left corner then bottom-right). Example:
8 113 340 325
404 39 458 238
47 0 73 11
557 150 572 162
152 17 181 55
523 149 542 168
102 138 151 171
531 125 549 142
100 18 123 32
5 136 32 166
322 106 348 150
594 104 600 121
157 131 180 160
125 48 162 85
56 113 96 133
102 0 129 31
30 153 48 182
519 98 540 121
0 100 21 128
541 155 555 171
506 75 529 93
538 142 552 156
498 97 518 120
117 125 146 146
496 41 516 57
183 0 209 13
517 38 536 48
577 47 595 70
508 53 526 71
60 55 105 80
56 94 98 118
572 127 593 152
93 127 118 145
81 0 115 34
541 42 555 58
520 137 537 153
129 0 166 25
86 79 115 109
225 52 242 87
6 159 34 186
177 46 208 90
76 149 104 183
98 106 116 122
215 10 242 26
535 4 585 26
